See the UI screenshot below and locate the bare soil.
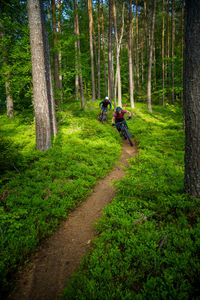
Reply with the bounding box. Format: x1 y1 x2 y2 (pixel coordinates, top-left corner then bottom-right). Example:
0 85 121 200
7 138 137 300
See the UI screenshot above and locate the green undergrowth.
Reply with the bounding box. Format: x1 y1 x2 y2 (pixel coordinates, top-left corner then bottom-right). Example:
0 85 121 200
62 103 200 300
0 103 121 296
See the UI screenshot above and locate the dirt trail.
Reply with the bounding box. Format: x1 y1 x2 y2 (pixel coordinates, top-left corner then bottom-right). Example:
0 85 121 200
8 139 137 300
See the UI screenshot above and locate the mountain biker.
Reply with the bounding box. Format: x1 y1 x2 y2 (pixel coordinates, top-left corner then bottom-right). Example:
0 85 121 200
112 106 131 132
99 97 112 119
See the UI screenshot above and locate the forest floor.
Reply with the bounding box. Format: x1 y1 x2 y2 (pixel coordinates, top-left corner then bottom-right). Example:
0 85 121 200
7 137 137 300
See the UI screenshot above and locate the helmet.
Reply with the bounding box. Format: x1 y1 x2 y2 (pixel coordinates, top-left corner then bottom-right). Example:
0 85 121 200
105 96 109 101
116 106 122 112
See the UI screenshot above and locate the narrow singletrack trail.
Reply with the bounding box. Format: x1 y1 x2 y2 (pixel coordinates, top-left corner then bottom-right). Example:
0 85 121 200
8 139 137 300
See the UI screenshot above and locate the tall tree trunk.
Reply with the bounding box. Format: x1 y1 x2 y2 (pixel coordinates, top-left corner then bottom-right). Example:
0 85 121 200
57 0 62 92
153 45 156 87
135 0 140 91
5 71 14 118
180 5 184 103
113 0 122 107
74 0 85 108
166 0 170 90
88 0 96 100
27 0 57 151
41 0 57 137
108 0 114 100
183 0 200 198
74 7 79 100
162 0 165 106
171 0 175 105
141 16 144 84
144 2 148 64
51 0 60 108
147 0 156 113
0 23 14 118
97 0 101 99
101 0 107 96
128 0 134 108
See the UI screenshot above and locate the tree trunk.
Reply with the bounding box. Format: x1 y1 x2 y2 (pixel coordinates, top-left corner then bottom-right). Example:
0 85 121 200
147 0 156 113
0 22 14 118
74 0 85 108
180 5 184 103
51 0 60 108
183 0 200 198
27 0 56 151
128 0 134 108
97 0 101 99
88 0 96 100
74 0 79 100
153 45 156 88
57 0 63 93
141 16 144 84
171 0 175 105
165 0 170 88
101 0 107 96
5 70 14 118
162 0 165 106
135 0 140 91
41 0 57 137
144 2 148 64
113 0 122 107
108 0 114 100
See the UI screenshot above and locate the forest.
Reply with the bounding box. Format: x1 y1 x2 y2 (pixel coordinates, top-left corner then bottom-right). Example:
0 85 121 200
0 0 200 299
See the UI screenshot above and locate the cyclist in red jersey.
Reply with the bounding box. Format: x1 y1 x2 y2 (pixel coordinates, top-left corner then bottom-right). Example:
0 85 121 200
112 106 131 132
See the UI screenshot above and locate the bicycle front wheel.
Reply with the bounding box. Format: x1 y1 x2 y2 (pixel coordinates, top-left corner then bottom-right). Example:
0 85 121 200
124 127 133 146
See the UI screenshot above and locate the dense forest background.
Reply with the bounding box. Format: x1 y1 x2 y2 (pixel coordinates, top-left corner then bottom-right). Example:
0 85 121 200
0 0 184 113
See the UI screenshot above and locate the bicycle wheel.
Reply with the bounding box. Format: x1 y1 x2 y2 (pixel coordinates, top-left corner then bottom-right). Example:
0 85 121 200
124 127 133 146
102 112 107 124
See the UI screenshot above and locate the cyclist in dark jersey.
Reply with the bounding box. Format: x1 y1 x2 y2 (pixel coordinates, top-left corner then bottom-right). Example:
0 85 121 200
99 97 112 118
112 106 131 132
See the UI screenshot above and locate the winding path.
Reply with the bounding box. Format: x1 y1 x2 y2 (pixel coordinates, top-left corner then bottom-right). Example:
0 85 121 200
8 139 137 300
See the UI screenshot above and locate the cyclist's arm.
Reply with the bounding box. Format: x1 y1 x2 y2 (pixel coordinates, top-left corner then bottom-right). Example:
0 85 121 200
99 101 104 108
124 110 131 117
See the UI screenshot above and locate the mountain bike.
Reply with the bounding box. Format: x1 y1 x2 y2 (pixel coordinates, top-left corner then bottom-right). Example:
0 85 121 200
114 120 133 146
98 110 108 124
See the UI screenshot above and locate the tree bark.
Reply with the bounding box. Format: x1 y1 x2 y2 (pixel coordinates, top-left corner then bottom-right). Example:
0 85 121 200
141 16 144 84
180 5 184 103
0 22 14 118
74 0 85 108
144 2 148 64
97 0 101 99
162 0 165 106
147 0 156 113
183 0 200 198
108 0 114 100
74 0 79 100
5 71 14 118
171 0 175 105
88 0 96 100
57 0 63 93
135 0 140 91
165 0 170 87
27 0 57 151
51 0 60 108
41 0 57 137
128 0 134 108
101 0 107 96
113 0 122 107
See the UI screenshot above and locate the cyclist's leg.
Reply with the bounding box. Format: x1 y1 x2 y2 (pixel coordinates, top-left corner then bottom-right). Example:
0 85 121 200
115 122 121 132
